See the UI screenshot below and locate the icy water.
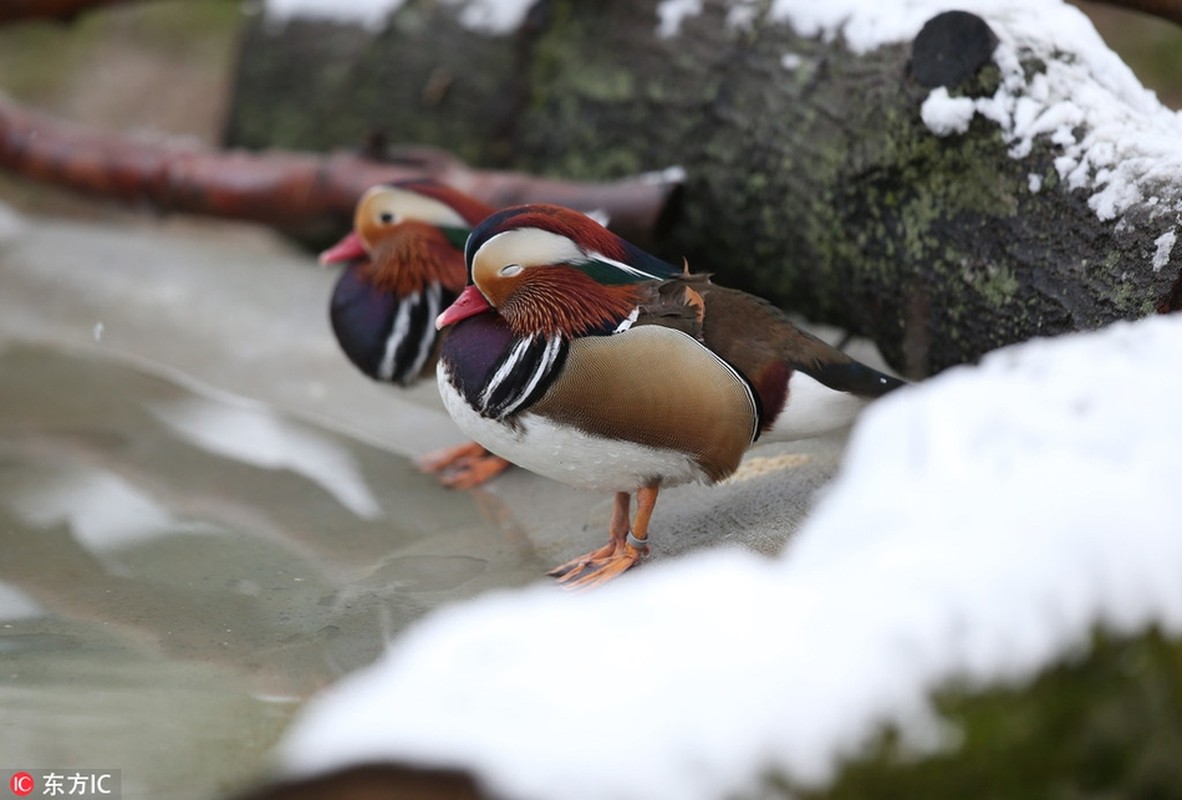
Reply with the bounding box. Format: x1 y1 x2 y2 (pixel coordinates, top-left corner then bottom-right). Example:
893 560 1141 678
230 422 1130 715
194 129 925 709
0 212 558 798
0 342 551 799
0 209 848 797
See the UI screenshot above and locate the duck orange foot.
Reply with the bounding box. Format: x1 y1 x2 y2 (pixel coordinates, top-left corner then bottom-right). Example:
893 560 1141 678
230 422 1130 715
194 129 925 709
549 539 648 590
417 441 512 489
549 487 658 590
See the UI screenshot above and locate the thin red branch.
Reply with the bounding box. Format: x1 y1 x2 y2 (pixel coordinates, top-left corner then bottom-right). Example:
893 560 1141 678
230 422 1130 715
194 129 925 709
0 0 149 25
0 99 679 243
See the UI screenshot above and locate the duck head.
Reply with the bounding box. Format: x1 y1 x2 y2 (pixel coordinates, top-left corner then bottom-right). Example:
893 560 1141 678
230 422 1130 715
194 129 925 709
321 180 494 384
321 180 492 296
436 204 680 338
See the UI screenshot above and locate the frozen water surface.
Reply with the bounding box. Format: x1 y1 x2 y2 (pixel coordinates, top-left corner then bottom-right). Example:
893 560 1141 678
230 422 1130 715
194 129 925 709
0 206 851 798
0 342 541 798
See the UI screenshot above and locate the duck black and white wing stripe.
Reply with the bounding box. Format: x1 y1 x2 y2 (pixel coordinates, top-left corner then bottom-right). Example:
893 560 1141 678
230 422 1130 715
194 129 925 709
404 283 445 382
377 283 444 385
478 334 568 420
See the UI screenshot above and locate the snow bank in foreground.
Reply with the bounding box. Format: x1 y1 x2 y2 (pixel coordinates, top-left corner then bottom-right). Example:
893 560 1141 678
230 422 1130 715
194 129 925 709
276 313 1182 799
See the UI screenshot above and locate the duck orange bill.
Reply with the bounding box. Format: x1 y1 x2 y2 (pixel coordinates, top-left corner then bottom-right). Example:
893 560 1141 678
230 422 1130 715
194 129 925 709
436 285 492 329
318 231 367 265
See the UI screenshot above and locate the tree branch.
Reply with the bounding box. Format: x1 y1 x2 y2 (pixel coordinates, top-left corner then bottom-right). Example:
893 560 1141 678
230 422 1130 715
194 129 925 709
0 0 150 25
0 99 679 244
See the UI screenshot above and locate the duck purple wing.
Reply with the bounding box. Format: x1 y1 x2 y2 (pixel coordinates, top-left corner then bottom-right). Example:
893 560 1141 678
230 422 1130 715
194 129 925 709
329 264 453 386
438 312 570 421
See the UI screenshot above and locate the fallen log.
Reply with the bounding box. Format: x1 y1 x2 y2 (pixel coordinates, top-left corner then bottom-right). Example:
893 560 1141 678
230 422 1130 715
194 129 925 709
226 0 1182 375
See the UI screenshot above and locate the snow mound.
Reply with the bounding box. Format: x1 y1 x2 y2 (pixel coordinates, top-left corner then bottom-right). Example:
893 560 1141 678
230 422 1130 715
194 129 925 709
275 312 1182 799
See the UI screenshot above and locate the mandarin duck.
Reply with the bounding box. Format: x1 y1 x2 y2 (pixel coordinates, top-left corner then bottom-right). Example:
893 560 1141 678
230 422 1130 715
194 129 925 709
319 180 512 488
435 204 906 587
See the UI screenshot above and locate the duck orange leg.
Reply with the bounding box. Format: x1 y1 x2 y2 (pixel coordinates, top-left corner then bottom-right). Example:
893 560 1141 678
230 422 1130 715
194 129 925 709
552 486 657 590
416 441 513 489
548 492 632 580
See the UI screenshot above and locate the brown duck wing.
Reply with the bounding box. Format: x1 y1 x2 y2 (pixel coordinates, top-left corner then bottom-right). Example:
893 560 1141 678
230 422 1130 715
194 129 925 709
530 325 758 484
631 278 708 338
627 275 902 436
691 281 904 396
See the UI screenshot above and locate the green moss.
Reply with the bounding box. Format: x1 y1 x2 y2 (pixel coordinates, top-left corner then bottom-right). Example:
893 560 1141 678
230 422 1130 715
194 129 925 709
1110 271 1155 315
814 88 1037 364
791 628 1182 800
517 0 691 181
971 263 1021 305
566 64 636 102
767 64 1025 337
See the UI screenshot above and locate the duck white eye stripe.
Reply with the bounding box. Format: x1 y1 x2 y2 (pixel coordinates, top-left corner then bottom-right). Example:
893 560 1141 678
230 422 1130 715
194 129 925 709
378 290 418 381
586 250 666 280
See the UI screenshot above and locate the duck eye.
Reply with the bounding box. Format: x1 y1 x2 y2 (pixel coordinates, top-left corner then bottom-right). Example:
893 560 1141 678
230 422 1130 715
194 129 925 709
499 264 524 277
378 212 396 224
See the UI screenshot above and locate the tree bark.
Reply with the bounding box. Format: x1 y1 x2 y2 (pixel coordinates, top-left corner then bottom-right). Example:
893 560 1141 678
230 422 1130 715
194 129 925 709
225 0 1181 376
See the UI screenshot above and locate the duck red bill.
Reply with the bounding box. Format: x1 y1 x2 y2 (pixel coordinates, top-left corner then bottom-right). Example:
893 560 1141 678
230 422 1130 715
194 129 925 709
436 285 492 329
318 231 366 265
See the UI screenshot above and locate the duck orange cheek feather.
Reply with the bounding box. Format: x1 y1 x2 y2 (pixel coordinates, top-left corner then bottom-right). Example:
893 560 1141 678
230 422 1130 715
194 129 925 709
436 285 492 329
